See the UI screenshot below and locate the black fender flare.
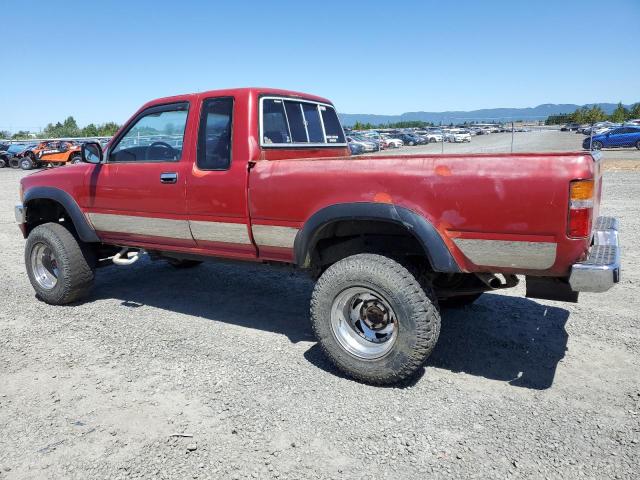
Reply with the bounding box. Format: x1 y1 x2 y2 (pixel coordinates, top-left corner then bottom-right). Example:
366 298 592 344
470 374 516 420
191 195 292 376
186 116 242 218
23 186 99 243
293 202 460 273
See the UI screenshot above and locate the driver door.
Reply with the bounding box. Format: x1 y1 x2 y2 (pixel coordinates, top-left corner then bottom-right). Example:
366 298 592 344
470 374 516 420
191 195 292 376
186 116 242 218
85 101 196 248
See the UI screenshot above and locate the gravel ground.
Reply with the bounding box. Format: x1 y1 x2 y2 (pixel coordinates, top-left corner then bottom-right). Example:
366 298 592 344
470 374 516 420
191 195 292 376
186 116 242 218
0 166 638 479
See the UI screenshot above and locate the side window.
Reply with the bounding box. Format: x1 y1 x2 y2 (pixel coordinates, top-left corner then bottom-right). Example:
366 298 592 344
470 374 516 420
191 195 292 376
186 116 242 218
262 99 291 144
109 104 188 162
197 97 233 170
319 106 346 143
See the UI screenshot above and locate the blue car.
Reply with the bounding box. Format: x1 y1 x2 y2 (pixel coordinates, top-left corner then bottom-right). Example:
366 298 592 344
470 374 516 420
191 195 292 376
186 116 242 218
583 126 640 150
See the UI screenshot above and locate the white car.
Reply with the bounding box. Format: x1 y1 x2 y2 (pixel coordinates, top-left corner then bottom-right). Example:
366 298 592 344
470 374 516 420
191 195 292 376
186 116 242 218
381 137 403 148
423 132 443 143
444 130 471 143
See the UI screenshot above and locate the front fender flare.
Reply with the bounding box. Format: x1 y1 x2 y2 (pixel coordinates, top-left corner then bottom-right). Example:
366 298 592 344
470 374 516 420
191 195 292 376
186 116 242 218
293 202 460 272
23 186 99 243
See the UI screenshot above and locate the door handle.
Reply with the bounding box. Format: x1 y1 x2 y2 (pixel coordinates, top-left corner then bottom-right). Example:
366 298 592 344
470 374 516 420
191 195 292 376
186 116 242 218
160 172 178 184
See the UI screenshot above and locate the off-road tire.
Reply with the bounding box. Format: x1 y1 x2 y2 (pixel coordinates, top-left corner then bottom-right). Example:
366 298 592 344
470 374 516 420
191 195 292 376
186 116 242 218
0 157 6 168
167 259 203 269
310 254 441 385
25 223 96 305
9 157 20 168
70 154 82 164
439 293 482 308
20 157 34 170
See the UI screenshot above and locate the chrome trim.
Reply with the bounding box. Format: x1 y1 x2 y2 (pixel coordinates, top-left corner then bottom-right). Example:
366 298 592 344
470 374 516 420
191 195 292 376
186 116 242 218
569 216 620 293
453 238 557 270
87 213 192 240
252 225 299 249
15 204 26 224
190 220 251 245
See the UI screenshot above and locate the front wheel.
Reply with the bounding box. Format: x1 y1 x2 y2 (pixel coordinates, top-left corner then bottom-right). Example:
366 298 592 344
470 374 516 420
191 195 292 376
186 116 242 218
591 140 603 150
636 140 640 150
25 223 96 305
20 157 34 170
310 254 441 385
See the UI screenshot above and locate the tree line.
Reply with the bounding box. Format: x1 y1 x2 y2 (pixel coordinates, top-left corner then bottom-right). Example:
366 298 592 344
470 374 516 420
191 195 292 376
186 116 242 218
1 116 121 140
545 102 640 125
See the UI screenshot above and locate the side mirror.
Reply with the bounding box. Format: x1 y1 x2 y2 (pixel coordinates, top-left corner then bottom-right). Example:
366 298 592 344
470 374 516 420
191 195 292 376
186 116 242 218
81 142 103 164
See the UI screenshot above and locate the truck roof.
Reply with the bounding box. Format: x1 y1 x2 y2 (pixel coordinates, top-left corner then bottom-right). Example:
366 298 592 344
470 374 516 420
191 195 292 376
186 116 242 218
140 87 334 110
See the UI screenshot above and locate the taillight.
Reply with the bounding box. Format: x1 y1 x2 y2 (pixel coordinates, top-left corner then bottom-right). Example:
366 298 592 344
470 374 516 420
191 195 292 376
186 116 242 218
568 179 594 238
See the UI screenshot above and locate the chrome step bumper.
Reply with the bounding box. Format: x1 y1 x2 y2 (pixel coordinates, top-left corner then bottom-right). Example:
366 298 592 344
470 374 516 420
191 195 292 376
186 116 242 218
569 216 620 293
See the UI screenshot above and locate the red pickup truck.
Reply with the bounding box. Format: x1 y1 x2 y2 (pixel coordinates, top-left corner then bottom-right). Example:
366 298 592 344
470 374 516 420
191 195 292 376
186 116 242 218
15 88 620 385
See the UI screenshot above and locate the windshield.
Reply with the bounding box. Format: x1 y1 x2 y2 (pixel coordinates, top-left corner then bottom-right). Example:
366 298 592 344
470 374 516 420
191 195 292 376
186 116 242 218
7 144 25 153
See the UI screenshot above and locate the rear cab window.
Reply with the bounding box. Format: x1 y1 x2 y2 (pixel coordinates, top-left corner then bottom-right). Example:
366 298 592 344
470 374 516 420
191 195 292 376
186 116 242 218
260 97 346 147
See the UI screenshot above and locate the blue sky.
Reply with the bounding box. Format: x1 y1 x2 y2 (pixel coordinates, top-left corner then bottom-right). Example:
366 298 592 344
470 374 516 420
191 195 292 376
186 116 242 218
1 0 638 131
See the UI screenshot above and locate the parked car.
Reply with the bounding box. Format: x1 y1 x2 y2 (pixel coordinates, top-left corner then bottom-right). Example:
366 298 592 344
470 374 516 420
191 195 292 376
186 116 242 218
444 129 471 142
348 142 365 155
380 136 403 148
583 126 640 150
422 130 443 143
15 87 620 386
5 144 36 168
18 140 84 170
347 136 376 152
561 123 581 132
396 133 423 146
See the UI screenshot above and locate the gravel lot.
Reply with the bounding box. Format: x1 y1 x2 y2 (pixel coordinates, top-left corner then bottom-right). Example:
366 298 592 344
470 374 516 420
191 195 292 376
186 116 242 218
1 162 638 479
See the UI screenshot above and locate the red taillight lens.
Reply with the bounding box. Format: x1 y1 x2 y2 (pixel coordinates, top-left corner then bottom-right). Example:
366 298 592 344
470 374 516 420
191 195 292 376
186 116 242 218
568 180 594 238
568 207 591 238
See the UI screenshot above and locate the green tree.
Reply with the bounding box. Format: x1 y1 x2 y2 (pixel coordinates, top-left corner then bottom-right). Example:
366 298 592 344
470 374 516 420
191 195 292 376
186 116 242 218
81 123 99 137
609 102 628 123
628 103 640 119
0 130 10 139
11 130 31 139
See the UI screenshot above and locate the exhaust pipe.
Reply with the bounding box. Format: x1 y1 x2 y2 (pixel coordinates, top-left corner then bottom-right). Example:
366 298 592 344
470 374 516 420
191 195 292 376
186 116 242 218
112 248 144 266
476 273 519 290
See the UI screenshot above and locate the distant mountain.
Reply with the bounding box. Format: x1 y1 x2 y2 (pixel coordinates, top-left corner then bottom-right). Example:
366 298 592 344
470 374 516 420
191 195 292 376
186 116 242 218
338 102 636 126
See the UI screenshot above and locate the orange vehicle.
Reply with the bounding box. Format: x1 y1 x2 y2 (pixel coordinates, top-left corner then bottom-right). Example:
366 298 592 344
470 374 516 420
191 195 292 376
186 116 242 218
18 140 83 170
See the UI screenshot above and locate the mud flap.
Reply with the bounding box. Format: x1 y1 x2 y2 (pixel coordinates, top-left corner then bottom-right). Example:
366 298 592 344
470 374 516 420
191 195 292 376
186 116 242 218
526 276 579 303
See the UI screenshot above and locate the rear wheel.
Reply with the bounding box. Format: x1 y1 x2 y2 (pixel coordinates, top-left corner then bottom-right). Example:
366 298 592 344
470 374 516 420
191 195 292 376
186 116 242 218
311 254 440 385
70 154 82 164
25 223 96 305
0 157 6 168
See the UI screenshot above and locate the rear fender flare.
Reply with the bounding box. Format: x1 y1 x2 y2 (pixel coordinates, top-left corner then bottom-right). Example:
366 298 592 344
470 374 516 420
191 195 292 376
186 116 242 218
293 202 460 272
23 187 99 242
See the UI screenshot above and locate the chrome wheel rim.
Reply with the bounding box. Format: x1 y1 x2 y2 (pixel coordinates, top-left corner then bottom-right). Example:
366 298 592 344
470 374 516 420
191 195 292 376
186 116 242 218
330 287 398 360
31 243 59 290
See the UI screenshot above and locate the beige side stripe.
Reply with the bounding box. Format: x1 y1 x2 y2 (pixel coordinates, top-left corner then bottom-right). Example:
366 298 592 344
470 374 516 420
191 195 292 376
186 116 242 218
453 238 557 270
252 225 299 249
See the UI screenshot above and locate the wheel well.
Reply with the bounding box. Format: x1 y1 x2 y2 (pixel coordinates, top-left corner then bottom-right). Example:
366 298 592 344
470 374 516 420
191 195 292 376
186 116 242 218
308 219 429 274
24 199 75 236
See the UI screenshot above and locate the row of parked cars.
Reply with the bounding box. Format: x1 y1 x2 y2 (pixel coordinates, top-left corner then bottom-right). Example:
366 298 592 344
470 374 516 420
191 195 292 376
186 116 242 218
345 124 521 154
560 120 640 150
0 138 111 170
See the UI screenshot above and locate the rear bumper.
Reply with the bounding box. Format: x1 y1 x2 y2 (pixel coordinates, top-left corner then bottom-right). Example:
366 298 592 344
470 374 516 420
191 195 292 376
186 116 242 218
569 216 620 293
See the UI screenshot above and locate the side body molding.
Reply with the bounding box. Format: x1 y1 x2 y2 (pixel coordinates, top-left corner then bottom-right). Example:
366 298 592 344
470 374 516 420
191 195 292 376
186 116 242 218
293 202 460 272
24 187 100 243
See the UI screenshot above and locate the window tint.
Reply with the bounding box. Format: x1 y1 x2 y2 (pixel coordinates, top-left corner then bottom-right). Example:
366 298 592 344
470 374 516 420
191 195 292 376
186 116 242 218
110 105 188 162
302 103 324 142
320 106 346 143
261 98 346 146
197 97 233 170
262 99 290 144
284 101 307 143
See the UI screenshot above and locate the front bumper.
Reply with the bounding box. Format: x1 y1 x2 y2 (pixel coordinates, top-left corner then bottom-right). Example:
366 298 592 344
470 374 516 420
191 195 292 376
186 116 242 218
15 204 26 237
569 216 620 293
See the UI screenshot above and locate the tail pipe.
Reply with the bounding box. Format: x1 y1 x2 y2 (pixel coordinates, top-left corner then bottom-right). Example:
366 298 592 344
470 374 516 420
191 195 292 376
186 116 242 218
476 273 519 290
112 248 144 266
